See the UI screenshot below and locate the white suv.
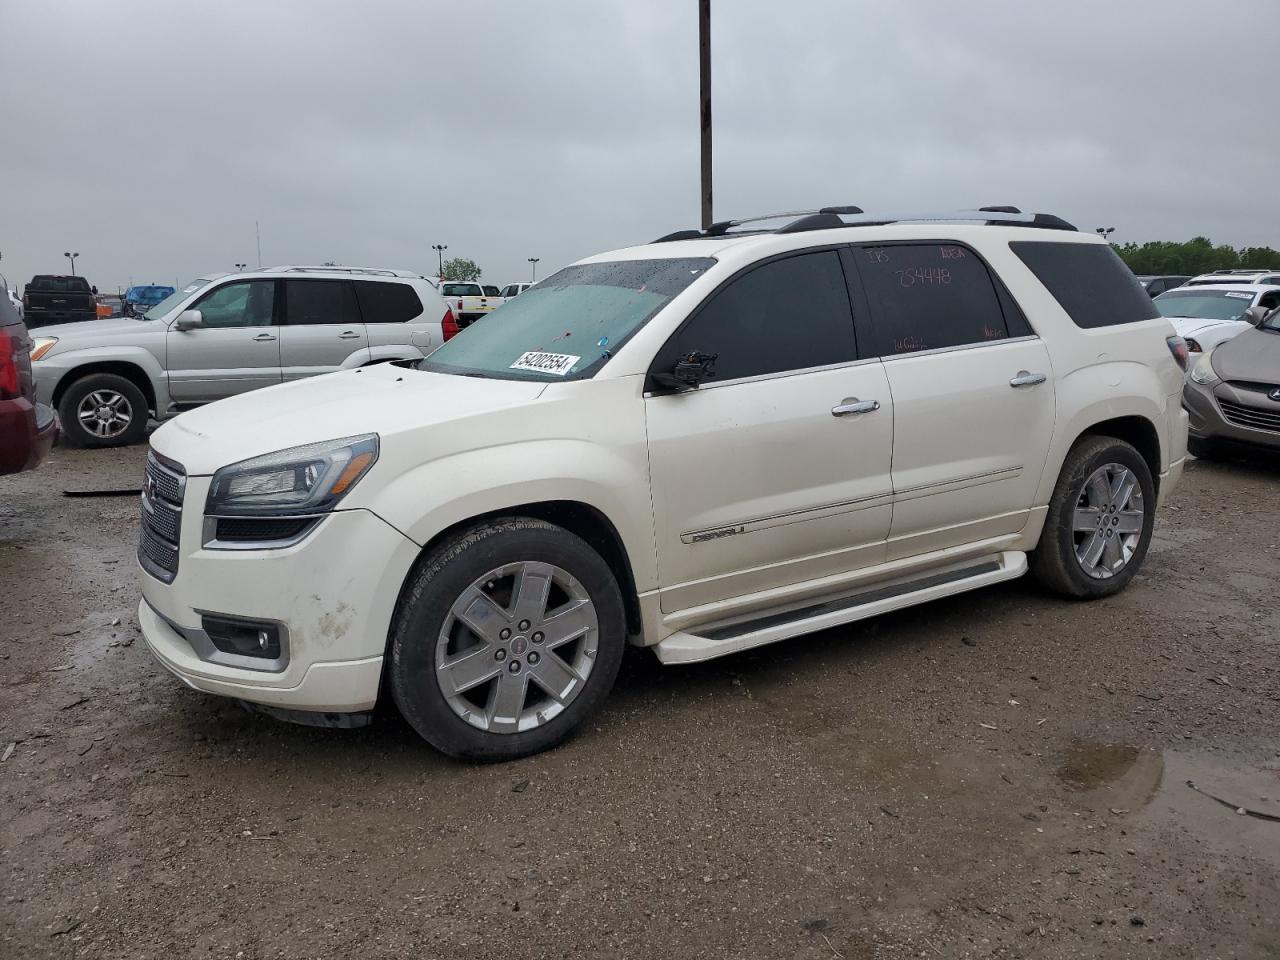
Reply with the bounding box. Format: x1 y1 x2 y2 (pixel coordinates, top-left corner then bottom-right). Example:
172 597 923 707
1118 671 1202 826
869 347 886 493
137 207 1189 760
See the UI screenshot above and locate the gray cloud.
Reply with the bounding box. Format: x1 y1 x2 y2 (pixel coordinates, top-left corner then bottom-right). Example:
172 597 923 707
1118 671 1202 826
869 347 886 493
2 0 1277 295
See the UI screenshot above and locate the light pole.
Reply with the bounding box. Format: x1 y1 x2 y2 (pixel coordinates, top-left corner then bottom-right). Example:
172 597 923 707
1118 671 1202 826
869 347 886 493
234 262 247 272
699 0 712 230
1095 227 1115 242
63 251 80 275
528 257 540 281
432 244 448 277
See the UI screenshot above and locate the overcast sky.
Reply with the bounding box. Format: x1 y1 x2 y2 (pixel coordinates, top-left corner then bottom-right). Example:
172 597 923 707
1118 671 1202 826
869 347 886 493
2 0 1277 294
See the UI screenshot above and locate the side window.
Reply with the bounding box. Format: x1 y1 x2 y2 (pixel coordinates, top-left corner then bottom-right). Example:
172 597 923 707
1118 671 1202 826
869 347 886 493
657 250 856 383
193 280 275 328
500 285 515 298
483 285 500 297
1011 242 1158 328
1258 292 1280 311
857 244 1011 356
1147 279 1165 297
354 281 424 324
283 280 358 326
1261 277 1280 286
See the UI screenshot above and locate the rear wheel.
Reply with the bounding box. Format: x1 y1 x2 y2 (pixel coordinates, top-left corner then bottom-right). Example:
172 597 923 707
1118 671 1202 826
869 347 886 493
1029 436 1155 599
58 374 149 448
389 517 625 761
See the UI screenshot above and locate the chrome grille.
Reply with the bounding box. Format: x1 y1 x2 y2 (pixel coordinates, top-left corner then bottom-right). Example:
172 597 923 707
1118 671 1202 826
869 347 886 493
1219 399 1280 434
139 451 186 582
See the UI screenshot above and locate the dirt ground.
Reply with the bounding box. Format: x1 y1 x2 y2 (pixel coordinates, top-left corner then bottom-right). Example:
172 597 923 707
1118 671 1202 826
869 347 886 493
1 442 1278 960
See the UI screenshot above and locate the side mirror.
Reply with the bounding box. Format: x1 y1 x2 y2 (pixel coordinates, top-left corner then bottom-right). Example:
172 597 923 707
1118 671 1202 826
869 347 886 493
174 309 203 331
652 351 718 392
1244 305 1268 327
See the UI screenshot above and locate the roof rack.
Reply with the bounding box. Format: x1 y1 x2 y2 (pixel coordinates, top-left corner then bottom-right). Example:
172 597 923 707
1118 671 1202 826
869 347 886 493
267 265 426 278
652 206 1076 243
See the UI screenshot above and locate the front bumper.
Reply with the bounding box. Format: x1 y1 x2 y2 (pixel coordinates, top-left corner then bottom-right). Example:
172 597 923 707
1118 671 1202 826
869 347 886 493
1183 379 1280 451
138 496 421 713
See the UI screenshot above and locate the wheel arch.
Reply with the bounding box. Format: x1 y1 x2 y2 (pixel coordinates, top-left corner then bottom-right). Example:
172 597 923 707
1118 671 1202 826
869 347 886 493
393 500 644 645
1079 415 1161 491
52 360 158 413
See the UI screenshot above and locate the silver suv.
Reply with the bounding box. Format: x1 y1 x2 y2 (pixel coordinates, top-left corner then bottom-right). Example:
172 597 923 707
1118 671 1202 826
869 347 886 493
31 266 454 447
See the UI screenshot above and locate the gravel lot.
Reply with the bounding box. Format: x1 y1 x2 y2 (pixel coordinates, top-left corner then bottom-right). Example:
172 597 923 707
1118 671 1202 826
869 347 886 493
2 443 1278 959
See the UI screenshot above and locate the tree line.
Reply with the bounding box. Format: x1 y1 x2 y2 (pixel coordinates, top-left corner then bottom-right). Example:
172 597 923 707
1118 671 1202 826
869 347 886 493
1114 237 1280 276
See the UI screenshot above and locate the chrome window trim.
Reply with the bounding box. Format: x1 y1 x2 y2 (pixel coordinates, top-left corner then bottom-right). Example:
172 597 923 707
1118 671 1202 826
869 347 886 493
876 334 1041 363
644 356 882 397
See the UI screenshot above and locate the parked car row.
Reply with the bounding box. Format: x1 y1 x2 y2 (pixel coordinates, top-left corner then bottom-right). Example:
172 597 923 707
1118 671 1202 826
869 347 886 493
27 265 457 447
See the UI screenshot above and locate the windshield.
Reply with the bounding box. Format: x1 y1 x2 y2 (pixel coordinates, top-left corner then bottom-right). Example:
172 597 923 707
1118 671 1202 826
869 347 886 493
1154 289 1255 322
441 283 482 297
143 278 214 320
421 258 715 381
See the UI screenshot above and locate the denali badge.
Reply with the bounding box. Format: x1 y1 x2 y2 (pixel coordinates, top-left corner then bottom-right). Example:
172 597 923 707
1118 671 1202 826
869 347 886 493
687 525 745 544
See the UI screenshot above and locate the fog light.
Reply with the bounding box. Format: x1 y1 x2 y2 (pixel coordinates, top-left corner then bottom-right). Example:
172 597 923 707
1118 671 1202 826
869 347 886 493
201 615 282 660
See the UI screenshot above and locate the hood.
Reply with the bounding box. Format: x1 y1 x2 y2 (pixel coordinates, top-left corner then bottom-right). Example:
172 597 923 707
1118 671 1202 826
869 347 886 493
1168 316 1247 339
1210 327 1280 383
34 316 162 341
151 364 548 475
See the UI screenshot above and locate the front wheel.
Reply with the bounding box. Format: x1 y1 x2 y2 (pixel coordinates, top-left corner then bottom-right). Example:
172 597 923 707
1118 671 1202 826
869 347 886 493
57 373 149 448
389 517 626 761
1029 436 1156 600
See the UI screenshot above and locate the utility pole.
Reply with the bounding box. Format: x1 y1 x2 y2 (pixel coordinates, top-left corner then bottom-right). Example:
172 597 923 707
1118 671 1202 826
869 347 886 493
699 0 712 230
64 251 80 275
1096 227 1116 242
528 257 540 281
432 244 448 277
255 221 262 267
234 263 247 272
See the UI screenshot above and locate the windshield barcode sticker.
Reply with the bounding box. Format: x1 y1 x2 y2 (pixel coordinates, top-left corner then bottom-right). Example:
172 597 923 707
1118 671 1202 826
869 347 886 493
1224 292 1253 300
510 351 581 376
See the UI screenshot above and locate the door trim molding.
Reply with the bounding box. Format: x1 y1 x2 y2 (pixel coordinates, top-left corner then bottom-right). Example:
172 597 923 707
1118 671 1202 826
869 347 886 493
678 466 1022 544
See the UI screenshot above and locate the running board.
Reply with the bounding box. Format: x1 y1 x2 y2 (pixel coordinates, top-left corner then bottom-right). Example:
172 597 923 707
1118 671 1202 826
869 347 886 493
655 551 1027 665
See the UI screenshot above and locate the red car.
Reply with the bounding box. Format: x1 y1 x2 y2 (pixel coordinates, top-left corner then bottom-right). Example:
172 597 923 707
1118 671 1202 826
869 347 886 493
0 291 58 474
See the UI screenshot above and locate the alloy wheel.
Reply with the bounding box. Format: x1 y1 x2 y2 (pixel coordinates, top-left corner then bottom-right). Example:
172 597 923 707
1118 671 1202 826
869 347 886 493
1072 462 1145 579
435 561 599 734
76 389 134 439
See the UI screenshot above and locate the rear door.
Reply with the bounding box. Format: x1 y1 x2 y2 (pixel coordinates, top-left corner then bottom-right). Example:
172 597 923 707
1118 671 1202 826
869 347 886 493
355 279 436 356
850 242 1056 560
278 279 368 381
166 279 282 403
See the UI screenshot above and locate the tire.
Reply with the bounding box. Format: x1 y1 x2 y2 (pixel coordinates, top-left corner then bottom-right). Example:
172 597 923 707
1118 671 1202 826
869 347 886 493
1029 435 1156 600
1187 437 1218 461
58 373 149 448
389 517 626 761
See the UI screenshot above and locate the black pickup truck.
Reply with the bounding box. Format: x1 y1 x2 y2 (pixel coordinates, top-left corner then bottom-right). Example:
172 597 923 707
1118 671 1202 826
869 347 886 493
23 275 97 328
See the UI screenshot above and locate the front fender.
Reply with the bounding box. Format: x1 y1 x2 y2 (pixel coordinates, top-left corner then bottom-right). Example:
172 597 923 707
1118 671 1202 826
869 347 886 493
1038 360 1172 504
365 438 658 594
33 344 168 408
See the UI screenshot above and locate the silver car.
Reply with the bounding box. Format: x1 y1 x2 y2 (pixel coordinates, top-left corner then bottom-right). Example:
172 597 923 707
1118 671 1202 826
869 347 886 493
1183 306 1280 458
30 266 453 447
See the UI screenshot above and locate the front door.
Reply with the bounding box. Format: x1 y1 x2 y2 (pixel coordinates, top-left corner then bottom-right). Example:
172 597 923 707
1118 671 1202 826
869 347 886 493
166 279 281 404
646 249 895 615
850 241 1057 559
278 279 368 381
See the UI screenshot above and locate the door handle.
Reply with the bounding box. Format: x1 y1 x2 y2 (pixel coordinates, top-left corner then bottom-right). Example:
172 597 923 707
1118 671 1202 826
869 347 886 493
252 333 277 342
831 398 880 417
338 330 361 339
1009 371 1047 387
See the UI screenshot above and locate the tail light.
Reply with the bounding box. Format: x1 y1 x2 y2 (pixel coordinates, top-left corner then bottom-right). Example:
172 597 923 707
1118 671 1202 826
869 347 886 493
442 306 460 342
1166 336 1189 371
22 293 29 308
456 299 464 312
0 330 20 400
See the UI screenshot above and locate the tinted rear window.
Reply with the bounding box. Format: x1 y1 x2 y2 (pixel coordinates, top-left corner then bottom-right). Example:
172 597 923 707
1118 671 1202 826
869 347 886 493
1011 242 1157 328
354 280 424 323
30 276 90 293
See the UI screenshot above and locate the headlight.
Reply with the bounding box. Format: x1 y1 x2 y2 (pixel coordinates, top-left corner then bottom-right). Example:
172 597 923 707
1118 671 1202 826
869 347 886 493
205 434 379 517
30 337 58 361
1189 350 1220 386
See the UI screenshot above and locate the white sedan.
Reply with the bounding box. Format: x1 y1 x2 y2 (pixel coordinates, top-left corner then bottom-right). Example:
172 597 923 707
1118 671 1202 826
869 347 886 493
1154 284 1280 352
